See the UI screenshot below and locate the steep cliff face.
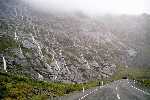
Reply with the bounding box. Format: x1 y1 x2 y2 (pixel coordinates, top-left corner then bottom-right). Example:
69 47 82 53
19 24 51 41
0 0 150 83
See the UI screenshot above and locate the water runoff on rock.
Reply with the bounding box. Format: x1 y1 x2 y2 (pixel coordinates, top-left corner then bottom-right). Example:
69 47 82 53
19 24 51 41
2 56 7 72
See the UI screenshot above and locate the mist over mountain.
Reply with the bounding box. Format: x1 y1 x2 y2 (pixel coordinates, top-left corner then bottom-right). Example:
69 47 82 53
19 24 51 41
0 0 150 83
22 0 150 15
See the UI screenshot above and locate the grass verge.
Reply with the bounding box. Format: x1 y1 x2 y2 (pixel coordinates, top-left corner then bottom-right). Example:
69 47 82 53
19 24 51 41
0 71 108 100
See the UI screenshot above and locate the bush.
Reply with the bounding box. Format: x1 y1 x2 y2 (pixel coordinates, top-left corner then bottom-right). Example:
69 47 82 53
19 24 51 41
0 35 18 53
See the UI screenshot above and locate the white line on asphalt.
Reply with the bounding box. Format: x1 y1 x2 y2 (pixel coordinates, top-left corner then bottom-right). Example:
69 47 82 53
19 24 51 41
117 93 121 99
131 85 150 95
134 80 136 84
115 86 120 100
127 80 150 96
79 80 123 100
78 88 98 100
116 86 118 90
100 86 104 88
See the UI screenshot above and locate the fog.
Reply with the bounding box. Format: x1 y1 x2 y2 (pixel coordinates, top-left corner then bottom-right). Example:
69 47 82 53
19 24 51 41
23 0 150 15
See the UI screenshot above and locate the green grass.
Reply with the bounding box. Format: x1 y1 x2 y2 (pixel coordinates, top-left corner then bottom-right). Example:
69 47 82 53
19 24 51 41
0 71 108 100
134 79 150 93
136 79 150 88
0 35 18 53
0 67 131 100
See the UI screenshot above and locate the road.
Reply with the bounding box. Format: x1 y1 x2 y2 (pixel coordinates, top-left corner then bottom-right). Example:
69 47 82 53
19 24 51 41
58 79 150 100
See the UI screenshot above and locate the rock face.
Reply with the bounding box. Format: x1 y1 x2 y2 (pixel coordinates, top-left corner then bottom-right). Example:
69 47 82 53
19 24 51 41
0 0 150 83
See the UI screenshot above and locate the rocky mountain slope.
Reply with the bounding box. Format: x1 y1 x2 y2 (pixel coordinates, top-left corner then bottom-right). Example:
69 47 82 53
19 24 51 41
0 0 150 83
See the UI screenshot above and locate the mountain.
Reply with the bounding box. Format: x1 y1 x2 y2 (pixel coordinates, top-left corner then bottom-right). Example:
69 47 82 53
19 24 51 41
0 0 150 83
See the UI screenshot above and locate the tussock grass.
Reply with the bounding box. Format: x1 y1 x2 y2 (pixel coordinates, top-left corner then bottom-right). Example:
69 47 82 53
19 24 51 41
0 71 107 100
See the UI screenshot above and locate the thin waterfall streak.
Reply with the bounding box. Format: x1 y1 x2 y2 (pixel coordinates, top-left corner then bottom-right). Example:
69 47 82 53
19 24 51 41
3 57 7 72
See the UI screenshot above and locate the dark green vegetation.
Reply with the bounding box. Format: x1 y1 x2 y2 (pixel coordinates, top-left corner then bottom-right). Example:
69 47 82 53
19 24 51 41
0 71 108 100
0 34 18 53
1 68 149 100
137 80 150 88
135 79 150 93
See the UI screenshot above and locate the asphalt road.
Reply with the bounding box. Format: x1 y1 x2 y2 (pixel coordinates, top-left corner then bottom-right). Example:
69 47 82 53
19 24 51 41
58 79 150 100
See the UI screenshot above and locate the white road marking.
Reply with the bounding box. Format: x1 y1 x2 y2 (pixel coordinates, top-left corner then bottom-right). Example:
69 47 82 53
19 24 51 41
131 85 150 95
134 80 136 84
78 88 98 100
115 86 120 100
128 80 150 96
117 93 121 99
116 86 118 90
79 80 150 100
127 80 130 84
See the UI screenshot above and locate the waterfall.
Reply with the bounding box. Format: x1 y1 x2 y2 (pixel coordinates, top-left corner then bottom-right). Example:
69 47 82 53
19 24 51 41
73 41 76 47
55 60 60 71
86 62 90 69
59 50 62 56
51 50 56 61
31 34 36 43
38 73 43 80
94 60 99 66
46 63 53 72
54 75 57 80
37 27 40 36
37 44 44 59
52 54 54 61
2 57 7 72
15 32 23 56
46 47 49 53
66 65 71 74
33 25 37 37
81 54 90 69
14 32 18 40
81 54 84 59
63 58 71 74
31 34 44 59
19 47 23 55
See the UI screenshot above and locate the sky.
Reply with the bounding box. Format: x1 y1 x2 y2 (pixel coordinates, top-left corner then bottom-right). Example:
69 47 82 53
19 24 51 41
23 0 150 15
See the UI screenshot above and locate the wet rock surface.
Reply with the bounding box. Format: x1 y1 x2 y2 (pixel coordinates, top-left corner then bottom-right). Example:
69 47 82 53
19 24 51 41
0 0 150 83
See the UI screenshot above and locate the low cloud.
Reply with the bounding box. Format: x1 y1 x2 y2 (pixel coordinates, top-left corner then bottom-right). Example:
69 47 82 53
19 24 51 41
23 0 150 15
